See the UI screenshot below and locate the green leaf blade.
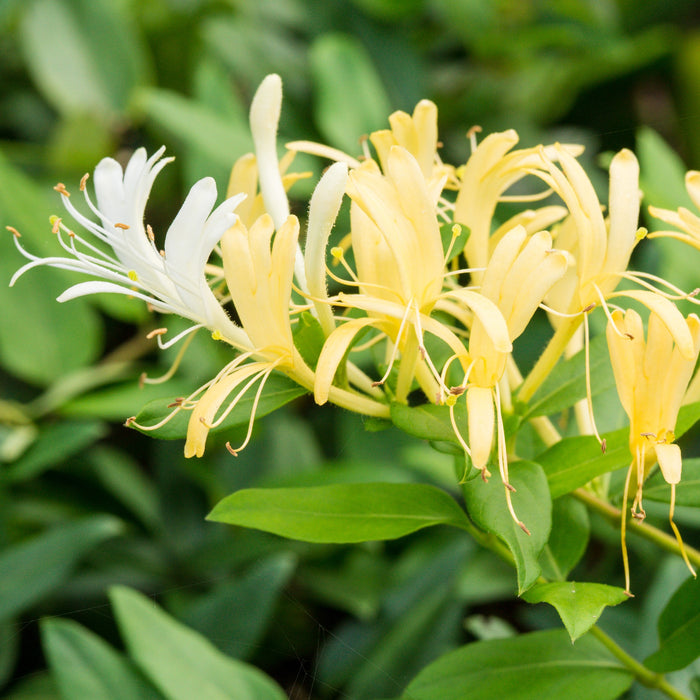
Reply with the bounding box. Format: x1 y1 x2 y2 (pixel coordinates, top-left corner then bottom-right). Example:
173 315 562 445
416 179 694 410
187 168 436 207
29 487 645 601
207 483 471 543
401 629 633 700
461 461 551 593
522 582 628 641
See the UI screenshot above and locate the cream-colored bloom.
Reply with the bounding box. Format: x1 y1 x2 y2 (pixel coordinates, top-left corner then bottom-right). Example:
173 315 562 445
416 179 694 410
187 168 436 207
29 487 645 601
444 226 570 529
648 170 700 249
10 147 248 348
607 307 700 590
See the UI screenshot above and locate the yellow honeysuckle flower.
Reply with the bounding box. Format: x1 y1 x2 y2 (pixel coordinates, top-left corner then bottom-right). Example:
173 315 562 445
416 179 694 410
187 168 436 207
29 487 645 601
444 226 570 530
607 307 700 592
453 130 581 278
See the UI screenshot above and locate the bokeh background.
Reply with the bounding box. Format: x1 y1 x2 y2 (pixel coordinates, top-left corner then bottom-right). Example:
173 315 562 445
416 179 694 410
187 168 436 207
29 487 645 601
2 1 700 698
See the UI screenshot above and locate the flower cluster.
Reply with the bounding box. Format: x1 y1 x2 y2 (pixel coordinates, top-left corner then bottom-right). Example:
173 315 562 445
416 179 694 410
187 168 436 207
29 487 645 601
10 74 700 590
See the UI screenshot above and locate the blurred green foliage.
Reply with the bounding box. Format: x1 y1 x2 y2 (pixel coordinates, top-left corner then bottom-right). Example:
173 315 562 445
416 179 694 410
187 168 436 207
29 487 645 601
2 0 700 698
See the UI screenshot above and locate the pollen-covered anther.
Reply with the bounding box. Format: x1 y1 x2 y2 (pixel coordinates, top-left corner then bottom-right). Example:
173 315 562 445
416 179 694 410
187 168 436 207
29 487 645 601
6 225 20 238
114 222 130 230
689 288 700 298
601 438 607 454
146 224 155 241
79 173 89 191
519 522 532 536
50 217 62 234
449 385 466 396
146 327 168 339
53 182 70 197
505 482 516 493
582 303 596 313
225 442 239 457
124 416 136 427
167 398 185 408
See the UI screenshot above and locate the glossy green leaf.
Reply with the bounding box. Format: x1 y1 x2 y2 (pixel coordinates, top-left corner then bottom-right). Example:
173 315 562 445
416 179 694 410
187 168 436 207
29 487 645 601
0 149 103 385
310 34 392 154
401 628 633 700
538 496 590 581
0 516 123 620
130 373 307 440
645 575 700 672
208 482 471 543
522 582 628 641
461 461 551 593
41 618 161 700
523 332 614 419
110 586 286 700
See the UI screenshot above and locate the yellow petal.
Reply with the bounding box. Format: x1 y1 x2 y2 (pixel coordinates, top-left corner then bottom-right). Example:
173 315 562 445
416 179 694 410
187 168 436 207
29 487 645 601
654 442 682 485
467 385 494 470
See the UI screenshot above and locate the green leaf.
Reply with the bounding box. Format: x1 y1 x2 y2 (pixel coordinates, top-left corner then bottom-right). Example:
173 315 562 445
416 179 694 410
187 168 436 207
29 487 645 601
644 457 700 507
401 629 633 700
522 582 628 641
130 373 307 440
110 586 287 700
0 516 123 620
310 33 392 154
461 461 551 593
207 483 471 543
41 618 161 700
390 402 464 446
645 575 700 672
19 0 147 118
523 332 614 419
5 421 106 482
538 496 590 581
181 554 296 660
638 127 694 212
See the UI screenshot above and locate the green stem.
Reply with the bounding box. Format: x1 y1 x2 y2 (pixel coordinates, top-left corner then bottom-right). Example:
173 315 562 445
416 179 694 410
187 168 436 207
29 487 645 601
517 316 582 403
589 627 690 700
574 488 700 569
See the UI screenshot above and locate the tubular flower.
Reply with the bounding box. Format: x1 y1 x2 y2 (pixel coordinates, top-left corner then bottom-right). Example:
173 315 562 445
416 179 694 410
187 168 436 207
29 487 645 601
607 307 700 591
453 131 579 278
10 147 249 348
648 170 700 249
444 226 570 529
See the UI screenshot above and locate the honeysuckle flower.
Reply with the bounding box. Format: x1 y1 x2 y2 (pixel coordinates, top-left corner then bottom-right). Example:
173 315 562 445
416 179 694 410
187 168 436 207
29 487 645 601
648 170 700 249
444 226 571 530
453 130 580 278
607 307 700 591
183 210 390 458
10 147 249 348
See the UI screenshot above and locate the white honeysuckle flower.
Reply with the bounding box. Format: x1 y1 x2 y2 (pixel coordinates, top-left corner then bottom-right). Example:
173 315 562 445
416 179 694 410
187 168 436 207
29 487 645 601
10 147 250 349
249 73 309 296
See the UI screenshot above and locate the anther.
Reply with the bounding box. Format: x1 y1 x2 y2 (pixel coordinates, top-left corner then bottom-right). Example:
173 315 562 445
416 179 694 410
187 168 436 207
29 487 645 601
53 183 70 197
124 416 136 427
167 398 185 408
519 522 532 536
146 328 168 339
146 224 155 242
226 442 239 457
79 173 89 191
582 303 596 313
505 482 516 493
600 438 607 454
114 222 130 230
51 217 61 234
6 225 20 238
